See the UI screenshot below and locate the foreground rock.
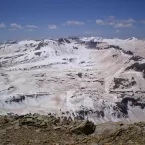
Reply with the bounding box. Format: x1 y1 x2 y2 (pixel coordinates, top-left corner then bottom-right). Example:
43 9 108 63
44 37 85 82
70 120 96 135
0 114 145 144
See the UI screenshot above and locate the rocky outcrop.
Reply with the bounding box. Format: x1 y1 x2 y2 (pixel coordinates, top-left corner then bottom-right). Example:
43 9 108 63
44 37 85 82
0 114 145 145
126 62 145 78
130 55 143 61
112 77 136 89
35 42 44 50
70 120 96 135
126 62 145 72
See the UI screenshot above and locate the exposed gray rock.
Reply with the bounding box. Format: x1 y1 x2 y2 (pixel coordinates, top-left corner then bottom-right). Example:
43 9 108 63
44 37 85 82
70 120 96 135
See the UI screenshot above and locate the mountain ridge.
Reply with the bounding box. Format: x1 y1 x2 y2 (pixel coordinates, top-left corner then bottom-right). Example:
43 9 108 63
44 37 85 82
0 37 145 123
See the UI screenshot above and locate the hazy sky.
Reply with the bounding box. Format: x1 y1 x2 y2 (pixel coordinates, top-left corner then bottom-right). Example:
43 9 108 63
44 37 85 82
0 0 145 41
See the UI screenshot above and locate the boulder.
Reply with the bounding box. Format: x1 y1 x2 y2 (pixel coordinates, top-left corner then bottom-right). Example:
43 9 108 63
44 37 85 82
70 120 96 135
20 116 48 128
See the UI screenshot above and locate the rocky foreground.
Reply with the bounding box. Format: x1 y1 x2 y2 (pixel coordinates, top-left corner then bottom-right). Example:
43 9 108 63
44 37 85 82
0 114 145 145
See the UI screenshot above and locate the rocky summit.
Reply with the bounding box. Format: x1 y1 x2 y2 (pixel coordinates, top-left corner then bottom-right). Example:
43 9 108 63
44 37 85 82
0 114 145 145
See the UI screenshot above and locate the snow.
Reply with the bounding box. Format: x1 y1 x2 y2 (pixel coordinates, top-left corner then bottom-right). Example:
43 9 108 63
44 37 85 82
102 38 145 58
0 37 145 123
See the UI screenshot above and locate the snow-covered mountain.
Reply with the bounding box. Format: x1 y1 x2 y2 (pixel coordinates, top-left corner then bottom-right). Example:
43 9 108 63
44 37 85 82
0 37 145 123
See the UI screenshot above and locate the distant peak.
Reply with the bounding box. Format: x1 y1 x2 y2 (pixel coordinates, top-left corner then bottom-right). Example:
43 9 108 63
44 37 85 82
127 37 138 41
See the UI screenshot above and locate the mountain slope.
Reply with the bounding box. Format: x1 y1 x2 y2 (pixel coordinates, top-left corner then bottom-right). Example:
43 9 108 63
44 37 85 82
0 37 145 123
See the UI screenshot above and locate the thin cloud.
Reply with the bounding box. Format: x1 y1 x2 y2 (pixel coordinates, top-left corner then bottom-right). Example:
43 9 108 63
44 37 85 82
48 25 58 29
108 17 136 23
123 18 136 23
10 23 23 30
115 23 133 28
96 17 135 28
96 19 105 25
107 16 116 25
26 25 38 29
108 16 115 21
66 20 85 25
116 30 121 33
0 23 6 28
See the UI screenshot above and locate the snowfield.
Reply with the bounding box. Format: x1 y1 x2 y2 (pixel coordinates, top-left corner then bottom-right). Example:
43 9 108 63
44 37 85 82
0 37 145 123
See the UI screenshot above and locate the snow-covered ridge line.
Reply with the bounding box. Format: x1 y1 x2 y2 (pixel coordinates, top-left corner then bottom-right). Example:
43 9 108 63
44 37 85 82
0 37 145 123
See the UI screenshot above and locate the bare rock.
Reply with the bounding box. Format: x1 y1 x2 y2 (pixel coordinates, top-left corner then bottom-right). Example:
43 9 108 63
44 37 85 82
70 120 96 135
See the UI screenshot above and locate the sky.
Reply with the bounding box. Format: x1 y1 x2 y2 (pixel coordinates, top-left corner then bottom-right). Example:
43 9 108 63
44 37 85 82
0 0 145 41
